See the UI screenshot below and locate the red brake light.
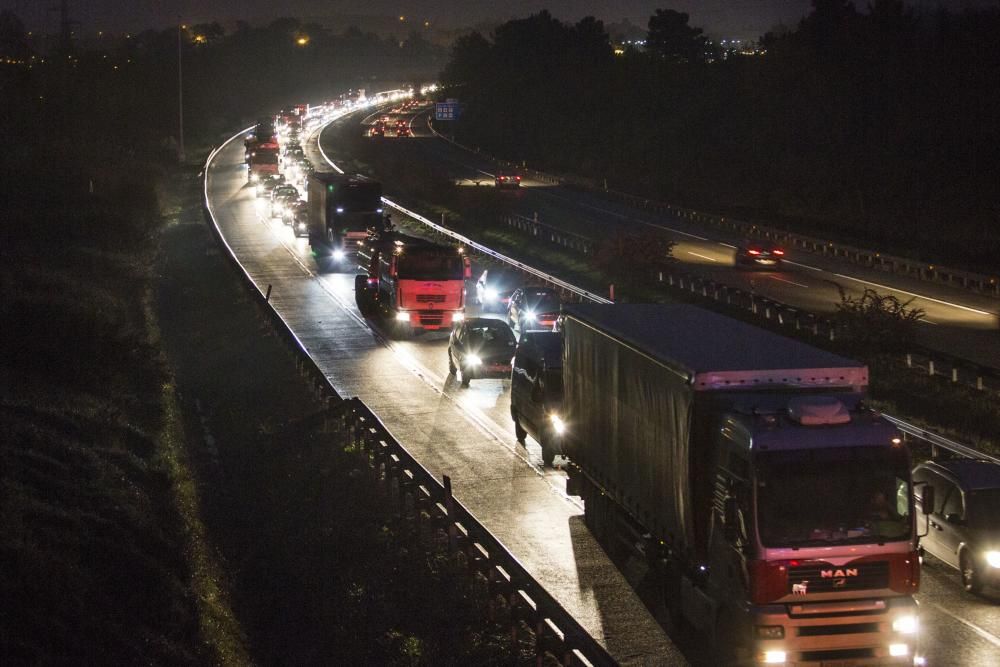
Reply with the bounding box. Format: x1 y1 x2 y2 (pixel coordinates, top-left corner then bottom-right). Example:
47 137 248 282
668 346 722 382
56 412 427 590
748 249 761 255
516 176 521 181
773 249 785 256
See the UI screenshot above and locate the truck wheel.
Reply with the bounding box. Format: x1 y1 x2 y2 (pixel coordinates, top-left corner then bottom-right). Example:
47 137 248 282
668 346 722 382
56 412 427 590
541 441 556 467
961 551 984 594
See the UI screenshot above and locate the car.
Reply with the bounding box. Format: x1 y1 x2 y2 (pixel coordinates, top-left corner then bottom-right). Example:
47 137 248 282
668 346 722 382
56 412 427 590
395 125 412 138
507 287 561 331
255 173 284 198
913 459 1000 594
269 185 299 219
495 171 522 188
290 203 310 237
447 318 517 387
475 267 520 313
510 331 565 466
734 239 785 268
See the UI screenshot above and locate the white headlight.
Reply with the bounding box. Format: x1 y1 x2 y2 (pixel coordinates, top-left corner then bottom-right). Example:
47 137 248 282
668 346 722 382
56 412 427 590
466 354 482 366
889 644 909 657
550 414 566 435
762 651 786 664
336 207 344 214
524 311 536 322
985 551 1000 568
484 288 499 302
395 311 410 322
892 615 918 634
297 222 307 230
452 312 464 322
332 249 345 261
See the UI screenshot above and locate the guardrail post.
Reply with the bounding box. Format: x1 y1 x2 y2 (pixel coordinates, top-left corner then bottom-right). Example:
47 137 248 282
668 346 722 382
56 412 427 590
977 376 984 391
905 353 912 368
928 360 935 377
265 284 272 302
951 367 959 384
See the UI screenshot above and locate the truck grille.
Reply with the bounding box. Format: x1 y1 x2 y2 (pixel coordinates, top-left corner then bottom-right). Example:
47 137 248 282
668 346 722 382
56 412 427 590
417 312 444 326
415 294 446 303
788 561 888 594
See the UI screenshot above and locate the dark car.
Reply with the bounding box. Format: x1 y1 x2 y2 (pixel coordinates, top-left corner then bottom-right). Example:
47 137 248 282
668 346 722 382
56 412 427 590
255 173 285 198
447 318 517 387
913 459 1000 594
290 202 310 237
508 287 561 331
495 170 522 188
510 331 565 466
475 267 520 313
734 239 785 268
269 185 299 220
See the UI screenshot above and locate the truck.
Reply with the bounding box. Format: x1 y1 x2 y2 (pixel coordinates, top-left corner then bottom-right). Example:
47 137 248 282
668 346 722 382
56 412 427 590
246 140 279 184
354 232 470 336
307 173 383 266
560 304 924 666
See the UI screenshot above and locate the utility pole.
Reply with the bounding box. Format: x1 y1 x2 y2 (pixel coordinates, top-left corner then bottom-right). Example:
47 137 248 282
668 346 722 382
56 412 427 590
177 20 185 163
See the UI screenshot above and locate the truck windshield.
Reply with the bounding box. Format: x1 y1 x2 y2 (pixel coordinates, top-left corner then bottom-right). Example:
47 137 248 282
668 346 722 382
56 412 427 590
755 446 911 548
253 153 279 165
397 251 464 280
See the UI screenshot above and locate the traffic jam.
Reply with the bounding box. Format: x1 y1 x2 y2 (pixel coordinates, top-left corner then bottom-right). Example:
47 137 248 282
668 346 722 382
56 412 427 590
238 92 1000 667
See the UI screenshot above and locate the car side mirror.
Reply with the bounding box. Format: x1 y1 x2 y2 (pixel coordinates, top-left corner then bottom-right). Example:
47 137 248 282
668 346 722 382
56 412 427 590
723 497 739 543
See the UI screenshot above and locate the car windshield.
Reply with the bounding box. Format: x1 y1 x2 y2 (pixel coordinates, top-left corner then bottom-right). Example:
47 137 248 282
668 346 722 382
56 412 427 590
756 446 911 548
397 251 464 280
525 292 560 312
467 323 515 347
966 489 1000 530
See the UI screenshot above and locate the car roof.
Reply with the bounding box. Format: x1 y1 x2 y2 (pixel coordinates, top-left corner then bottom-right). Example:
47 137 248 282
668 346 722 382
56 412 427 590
917 459 1000 490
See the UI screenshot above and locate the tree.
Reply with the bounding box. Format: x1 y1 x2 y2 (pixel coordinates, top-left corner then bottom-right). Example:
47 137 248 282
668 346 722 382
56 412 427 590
646 9 708 62
834 287 924 354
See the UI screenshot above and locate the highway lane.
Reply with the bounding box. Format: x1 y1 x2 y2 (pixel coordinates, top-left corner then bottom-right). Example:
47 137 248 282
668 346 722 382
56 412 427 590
206 126 682 665
369 109 1000 370
317 106 1000 665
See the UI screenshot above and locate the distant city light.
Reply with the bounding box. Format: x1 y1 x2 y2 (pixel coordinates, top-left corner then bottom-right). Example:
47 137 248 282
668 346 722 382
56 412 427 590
296 35 310 46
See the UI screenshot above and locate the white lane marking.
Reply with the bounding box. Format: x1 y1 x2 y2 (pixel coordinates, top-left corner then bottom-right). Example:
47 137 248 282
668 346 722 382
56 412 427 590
686 251 718 262
924 601 1000 647
768 274 810 288
785 260 993 316
919 319 939 325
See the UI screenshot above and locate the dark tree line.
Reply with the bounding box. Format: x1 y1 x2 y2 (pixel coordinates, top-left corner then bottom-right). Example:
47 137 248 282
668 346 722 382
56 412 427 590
441 3 1000 270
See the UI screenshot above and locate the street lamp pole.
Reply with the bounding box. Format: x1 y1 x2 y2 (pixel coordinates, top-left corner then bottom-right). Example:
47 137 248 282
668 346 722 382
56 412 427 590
177 20 185 163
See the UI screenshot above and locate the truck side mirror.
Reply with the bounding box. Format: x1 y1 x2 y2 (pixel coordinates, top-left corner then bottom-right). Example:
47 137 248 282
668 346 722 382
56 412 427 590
463 256 472 279
920 485 934 516
723 497 739 543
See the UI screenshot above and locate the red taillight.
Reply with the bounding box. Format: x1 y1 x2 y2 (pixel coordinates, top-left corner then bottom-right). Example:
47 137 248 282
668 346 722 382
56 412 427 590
749 560 788 605
366 278 378 286
748 249 761 255
773 249 785 256
516 176 522 181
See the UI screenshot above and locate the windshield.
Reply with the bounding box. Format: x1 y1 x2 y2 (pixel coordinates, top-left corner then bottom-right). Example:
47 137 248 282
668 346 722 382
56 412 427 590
967 489 1000 530
526 292 560 312
756 446 911 548
467 323 515 347
397 251 464 280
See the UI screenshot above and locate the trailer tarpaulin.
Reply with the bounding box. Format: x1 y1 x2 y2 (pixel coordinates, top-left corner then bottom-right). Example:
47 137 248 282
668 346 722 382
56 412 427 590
563 315 695 546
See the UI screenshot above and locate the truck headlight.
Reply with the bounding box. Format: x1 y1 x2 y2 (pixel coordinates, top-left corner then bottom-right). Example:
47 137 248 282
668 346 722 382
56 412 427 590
452 312 464 322
549 414 566 435
250 173 259 183
297 222 307 230
985 551 1000 568
395 311 410 322
336 207 344 214
484 288 499 302
889 644 909 657
892 615 918 635
332 249 345 261
466 354 481 366
761 650 786 664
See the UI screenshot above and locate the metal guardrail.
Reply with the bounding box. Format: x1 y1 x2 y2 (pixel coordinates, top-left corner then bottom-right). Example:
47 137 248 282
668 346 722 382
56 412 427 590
491 210 1000 393
425 117 1000 299
203 124 616 667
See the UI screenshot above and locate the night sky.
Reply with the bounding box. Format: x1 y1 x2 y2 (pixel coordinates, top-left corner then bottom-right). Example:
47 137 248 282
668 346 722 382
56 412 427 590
7 1 994 42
